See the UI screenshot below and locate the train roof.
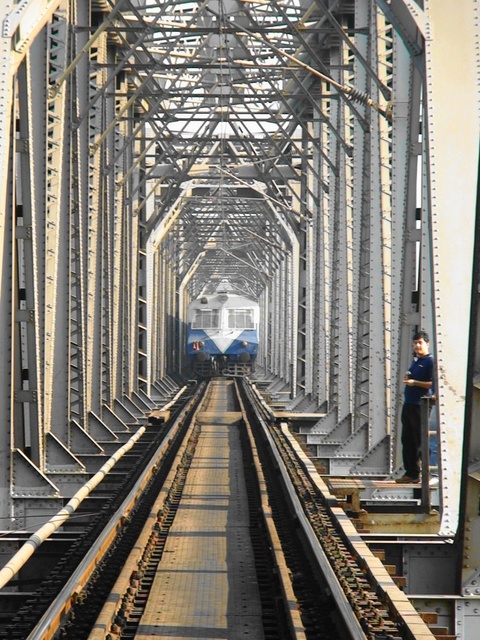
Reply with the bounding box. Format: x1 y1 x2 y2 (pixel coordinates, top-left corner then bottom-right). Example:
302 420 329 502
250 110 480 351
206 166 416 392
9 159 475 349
188 293 259 309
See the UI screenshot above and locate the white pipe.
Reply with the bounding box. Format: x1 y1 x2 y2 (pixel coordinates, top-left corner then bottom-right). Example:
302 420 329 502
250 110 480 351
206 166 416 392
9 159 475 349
162 385 187 411
0 425 146 590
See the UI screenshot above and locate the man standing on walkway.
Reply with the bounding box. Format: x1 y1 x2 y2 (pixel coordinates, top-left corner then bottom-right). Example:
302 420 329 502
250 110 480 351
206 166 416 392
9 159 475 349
396 331 434 484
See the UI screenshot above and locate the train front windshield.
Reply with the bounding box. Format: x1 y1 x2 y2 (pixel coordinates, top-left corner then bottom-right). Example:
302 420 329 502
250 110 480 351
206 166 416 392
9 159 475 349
192 309 220 329
227 309 255 329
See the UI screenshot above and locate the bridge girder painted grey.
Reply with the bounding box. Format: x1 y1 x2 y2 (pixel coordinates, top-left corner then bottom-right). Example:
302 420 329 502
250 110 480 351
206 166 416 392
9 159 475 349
0 2 479 630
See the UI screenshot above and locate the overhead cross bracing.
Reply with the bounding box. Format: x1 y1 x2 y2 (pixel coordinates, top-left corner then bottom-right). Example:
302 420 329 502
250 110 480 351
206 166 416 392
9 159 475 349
97 0 392 300
0 0 480 622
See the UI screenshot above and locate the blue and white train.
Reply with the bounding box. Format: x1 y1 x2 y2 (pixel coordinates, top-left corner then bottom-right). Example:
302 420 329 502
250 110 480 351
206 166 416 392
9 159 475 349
186 291 259 377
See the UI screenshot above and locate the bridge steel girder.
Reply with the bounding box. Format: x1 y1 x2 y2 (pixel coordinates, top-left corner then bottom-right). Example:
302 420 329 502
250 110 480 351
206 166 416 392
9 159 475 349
415 0 480 609
421 0 479 541
300 1 394 476
0 2 478 610
0 2 155 527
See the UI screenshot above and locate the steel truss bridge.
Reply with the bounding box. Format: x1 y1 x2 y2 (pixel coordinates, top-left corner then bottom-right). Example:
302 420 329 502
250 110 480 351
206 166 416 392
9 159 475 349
0 0 479 636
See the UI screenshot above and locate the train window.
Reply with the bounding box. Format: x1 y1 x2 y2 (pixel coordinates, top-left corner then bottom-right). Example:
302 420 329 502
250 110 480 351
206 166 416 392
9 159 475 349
228 309 254 329
192 309 220 329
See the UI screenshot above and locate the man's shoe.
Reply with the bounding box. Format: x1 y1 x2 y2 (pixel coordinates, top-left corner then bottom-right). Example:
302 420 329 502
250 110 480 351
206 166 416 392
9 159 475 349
395 474 420 484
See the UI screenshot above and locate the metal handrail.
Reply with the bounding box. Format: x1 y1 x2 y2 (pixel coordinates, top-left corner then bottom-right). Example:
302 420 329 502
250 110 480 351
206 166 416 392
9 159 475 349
420 396 436 511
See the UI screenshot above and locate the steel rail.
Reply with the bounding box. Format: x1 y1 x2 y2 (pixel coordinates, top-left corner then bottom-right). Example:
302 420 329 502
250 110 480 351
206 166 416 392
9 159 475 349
280 424 437 639
241 381 370 640
25 384 205 640
0 426 146 591
234 379 307 639
86 388 207 640
243 379 437 640
46 379 311 639
0 386 188 593
87 379 307 639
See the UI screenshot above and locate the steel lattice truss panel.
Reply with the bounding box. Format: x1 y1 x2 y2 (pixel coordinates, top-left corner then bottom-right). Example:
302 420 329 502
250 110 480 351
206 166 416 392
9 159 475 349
0 0 479 583
101 0 393 298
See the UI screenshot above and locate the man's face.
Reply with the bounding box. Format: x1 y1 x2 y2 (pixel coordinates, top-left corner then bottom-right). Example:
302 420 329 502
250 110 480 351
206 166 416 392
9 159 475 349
413 337 429 357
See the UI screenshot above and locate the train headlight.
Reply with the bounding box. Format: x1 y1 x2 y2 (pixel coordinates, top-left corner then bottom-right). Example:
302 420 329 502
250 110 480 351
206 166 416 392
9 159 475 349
239 352 251 363
240 341 248 347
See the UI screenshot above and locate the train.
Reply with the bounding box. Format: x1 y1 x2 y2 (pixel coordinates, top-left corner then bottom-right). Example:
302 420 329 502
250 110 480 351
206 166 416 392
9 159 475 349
186 290 259 377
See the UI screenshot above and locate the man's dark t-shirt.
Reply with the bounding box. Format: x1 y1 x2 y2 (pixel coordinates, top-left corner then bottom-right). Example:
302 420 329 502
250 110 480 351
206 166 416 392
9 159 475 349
404 354 434 404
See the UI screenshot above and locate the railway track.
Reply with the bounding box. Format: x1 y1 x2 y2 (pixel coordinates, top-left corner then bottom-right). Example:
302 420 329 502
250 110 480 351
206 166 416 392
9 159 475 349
0 378 439 640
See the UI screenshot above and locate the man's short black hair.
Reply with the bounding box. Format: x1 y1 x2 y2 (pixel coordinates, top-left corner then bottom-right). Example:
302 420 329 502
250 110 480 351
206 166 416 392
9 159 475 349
413 330 429 343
